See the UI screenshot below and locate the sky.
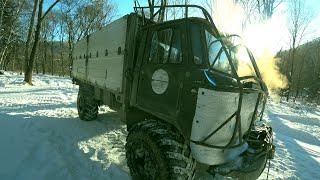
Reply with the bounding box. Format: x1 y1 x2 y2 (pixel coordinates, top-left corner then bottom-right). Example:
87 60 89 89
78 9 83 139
115 0 320 47
307 0 320 40
116 0 320 17
43 0 320 50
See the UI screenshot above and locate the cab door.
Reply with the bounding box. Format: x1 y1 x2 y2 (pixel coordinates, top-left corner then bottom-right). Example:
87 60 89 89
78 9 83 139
136 25 185 119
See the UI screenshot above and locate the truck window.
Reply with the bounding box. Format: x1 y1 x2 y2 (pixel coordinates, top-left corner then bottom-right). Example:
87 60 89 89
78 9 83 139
230 45 256 77
149 28 182 64
205 31 233 75
212 49 232 74
168 29 182 64
191 26 204 65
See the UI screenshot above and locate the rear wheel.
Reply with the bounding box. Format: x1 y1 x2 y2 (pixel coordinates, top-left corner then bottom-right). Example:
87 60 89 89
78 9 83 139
77 84 98 121
126 120 195 180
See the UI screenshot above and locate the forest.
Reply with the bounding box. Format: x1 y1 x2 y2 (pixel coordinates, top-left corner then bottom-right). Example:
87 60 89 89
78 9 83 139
278 38 320 103
0 0 116 80
0 0 319 103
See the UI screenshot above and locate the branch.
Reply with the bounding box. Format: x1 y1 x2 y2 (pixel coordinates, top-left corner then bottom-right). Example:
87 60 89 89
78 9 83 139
273 0 284 10
40 0 61 22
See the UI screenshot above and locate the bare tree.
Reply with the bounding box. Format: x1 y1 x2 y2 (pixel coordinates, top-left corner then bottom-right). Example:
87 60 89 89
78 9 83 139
148 0 167 22
58 9 65 76
148 0 155 20
294 47 308 101
0 0 10 38
47 12 58 75
158 0 167 22
60 0 78 76
41 16 50 74
23 0 39 79
166 0 189 20
61 0 116 76
201 0 283 31
312 40 320 103
24 0 61 85
202 0 214 16
0 0 26 69
286 0 312 101
256 0 284 20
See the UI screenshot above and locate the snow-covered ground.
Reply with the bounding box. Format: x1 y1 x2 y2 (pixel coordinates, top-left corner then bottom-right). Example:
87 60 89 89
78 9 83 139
0 72 319 180
0 72 130 180
259 101 320 179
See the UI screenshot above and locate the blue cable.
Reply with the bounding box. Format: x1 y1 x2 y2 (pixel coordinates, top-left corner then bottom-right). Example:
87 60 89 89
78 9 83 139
203 70 217 87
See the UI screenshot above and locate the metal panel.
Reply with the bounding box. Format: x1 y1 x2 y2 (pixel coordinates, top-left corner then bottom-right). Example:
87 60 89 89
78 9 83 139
87 56 124 92
190 88 258 165
72 15 128 93
72 39 87 79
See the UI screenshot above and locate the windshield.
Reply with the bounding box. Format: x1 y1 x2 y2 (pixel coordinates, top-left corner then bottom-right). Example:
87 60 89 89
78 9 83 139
205 31 257 77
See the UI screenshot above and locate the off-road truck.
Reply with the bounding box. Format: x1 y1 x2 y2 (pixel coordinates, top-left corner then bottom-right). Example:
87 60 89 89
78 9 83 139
72 5 275 179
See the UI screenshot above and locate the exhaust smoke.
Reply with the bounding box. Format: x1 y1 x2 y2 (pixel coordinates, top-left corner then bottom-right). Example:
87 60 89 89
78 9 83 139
211 0 288 99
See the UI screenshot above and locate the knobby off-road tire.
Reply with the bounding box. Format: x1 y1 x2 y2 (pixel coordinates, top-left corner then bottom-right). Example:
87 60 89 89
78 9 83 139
77 84 98 121
126 120 195 180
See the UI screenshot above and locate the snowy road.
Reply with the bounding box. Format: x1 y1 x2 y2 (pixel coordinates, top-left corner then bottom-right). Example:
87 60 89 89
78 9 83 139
0 72 319 180
0 73 130 180
261 101 320 179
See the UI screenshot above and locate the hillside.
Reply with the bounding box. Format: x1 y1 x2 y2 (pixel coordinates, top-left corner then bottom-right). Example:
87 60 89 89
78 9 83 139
277 39 320 102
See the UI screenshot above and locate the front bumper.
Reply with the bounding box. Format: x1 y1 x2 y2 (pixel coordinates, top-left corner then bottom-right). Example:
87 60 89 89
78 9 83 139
209 124 275 179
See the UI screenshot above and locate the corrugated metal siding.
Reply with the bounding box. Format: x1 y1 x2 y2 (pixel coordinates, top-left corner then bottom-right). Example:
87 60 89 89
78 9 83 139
72 15 128 93
72 39 87 80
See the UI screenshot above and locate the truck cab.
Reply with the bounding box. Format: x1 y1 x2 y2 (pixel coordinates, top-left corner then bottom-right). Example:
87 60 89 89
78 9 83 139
72 4 274 179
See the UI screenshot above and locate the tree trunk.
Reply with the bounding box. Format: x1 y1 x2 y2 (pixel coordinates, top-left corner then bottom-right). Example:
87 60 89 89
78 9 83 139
24 0 61 84
158 0 167 22
24 0 39 79
3 53 8 70
61 56 63 76
43 40 47 74
51 40 54 75
68 39 73 77
36 58 39 74
67 20 74 77
12 50 16 71
0 47 8 69
294 58 305 101
24 0 43 85
60 19 64 76
286 46 296 101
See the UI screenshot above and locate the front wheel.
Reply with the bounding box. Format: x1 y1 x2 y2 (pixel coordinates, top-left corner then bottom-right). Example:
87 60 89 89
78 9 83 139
126 120 195 180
